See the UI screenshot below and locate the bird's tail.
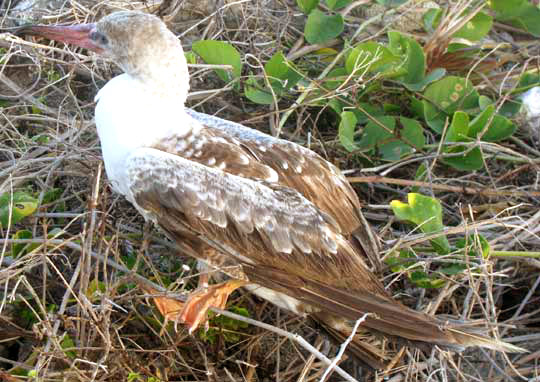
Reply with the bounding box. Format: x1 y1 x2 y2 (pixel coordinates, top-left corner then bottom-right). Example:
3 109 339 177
312 313 389 370
446 327 526 353
313 312 526 370
246 265 526 368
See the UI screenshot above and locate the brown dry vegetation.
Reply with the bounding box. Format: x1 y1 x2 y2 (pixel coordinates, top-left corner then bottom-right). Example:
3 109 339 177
0 0 539 381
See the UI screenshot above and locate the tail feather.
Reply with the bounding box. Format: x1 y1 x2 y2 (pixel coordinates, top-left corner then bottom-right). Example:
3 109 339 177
303 277 527 353
449 328 527 353
315 315 387 370
351 211 382 272
314 313 526 369
245 264 527 367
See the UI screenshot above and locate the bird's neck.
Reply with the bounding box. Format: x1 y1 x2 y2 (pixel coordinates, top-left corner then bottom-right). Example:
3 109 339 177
124 40 190 102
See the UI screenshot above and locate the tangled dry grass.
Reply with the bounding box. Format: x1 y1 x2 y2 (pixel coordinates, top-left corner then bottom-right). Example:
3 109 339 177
0 0 539 381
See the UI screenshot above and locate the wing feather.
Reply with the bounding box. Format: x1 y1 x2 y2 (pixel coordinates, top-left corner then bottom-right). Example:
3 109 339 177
129 148 336 255
126 147 384 294
184 109 360 231
182 109 381 268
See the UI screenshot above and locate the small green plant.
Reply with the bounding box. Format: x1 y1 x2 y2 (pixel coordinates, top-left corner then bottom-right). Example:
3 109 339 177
0 191 38 228
199 305 250 344
127 372 162 382
388 193 495 289
192 40 242 83
490 0 540 37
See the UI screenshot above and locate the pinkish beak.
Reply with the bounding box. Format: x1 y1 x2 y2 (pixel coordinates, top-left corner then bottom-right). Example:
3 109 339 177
17 23 103 53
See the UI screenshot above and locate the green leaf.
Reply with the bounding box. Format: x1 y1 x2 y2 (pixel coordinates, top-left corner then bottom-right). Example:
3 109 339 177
244 52 302 104
378 0 407 5
264 51 302 91
265 52 289 79
423 76 479 133
478 95 493 110
326 0 353 10
338 111 358 152
409 96 425 118
398 117 425 151
477 234 491 259
357 116 395 151
438 263 467 275
384 250 418 273
184 51 197 65
490 0 527 18
12 230 39 258
305 10 344 44
357 116 424 160
0 191 38 227
86 279 106 301
443 146 484 171
518 72 540 90
410 271 446 289
297 0 320 14
442 111 484 171
388 31 425 85
474 101 495 120
423 7 442 33
324 67 348 90
346 42 401 75
499 98 522 118
445 110 470 142
468 105 516 141
456 234 490 259
402 68 446 91
453 12 493 42
200 305 250 344
352 103 384 124
244 76 274 105
42 188 63 205
482 114 516 141
61 334 77 359
31 96 46 115
490 0 540 37
192 40 242 82
411 163 428 193
391 193 451 254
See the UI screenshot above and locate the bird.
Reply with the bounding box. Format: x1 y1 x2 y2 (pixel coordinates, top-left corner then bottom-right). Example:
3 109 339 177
19 11 524 369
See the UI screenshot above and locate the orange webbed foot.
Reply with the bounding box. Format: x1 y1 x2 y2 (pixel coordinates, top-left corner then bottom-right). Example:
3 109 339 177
145 280 248 334
179 279 248 333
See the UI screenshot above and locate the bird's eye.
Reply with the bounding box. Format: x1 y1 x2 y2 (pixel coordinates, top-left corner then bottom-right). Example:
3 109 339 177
90 31 108 45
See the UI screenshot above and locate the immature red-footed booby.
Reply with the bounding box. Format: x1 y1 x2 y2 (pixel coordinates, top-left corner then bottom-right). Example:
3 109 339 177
20 11 525 368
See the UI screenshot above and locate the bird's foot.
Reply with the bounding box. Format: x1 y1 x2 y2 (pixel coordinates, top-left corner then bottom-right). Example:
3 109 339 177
179 279 248 334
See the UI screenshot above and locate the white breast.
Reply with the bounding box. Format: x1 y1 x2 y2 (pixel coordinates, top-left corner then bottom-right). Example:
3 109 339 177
94 73 191 195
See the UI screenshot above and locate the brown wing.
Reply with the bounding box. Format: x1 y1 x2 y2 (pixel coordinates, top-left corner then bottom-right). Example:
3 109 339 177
154 110 380 266
126 147 384 294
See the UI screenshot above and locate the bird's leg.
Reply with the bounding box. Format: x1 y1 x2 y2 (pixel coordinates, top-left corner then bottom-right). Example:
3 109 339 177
179 279 249 333
147 247 249 333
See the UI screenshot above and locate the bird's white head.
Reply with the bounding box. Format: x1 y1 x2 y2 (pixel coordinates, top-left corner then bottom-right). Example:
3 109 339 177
21 11 190 103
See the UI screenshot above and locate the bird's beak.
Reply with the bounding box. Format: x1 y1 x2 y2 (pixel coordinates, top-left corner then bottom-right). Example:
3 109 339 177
17 23 103 53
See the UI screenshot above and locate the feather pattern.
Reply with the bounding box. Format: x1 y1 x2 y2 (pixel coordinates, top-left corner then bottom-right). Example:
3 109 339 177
185 109 361 235
153 109 381 267
126 147 385 295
